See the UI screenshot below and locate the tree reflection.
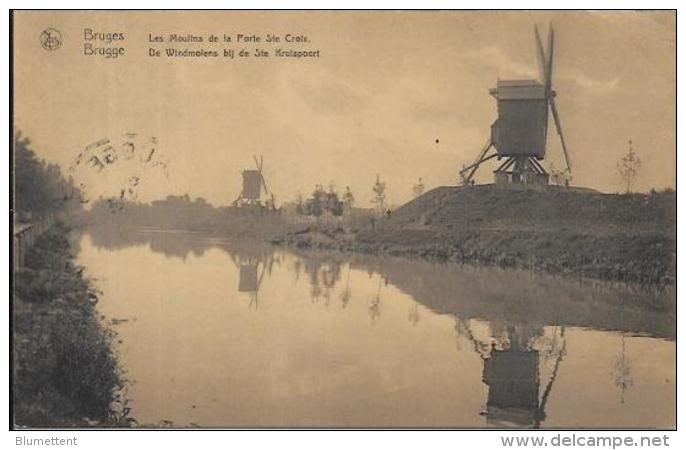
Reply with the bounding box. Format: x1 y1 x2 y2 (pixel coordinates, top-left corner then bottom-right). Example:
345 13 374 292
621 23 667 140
612 296 634 404
368 276 384 324
408 305 420 326
339 264 352 309
612 333 633 404
302 258 343 305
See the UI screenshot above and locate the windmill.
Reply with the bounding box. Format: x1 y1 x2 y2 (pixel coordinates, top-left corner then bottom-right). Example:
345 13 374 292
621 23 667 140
459 25 571 186
232 154 276 210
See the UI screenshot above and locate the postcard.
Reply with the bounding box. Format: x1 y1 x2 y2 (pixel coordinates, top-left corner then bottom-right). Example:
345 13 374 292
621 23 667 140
11 10 676 429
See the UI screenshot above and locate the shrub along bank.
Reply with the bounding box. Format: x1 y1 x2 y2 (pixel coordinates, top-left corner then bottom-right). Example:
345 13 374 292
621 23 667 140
13 222 129 427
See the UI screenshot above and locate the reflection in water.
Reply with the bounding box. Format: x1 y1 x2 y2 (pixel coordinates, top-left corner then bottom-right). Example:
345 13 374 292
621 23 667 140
613 333 634 404
408 305 420 326
237 262 263 308
78 226 675 428
87 223 215 259
369 277 383 324
462 321 567 428
339 265 352 309
483 336 542 427
231 249 275 309
304 259 342 307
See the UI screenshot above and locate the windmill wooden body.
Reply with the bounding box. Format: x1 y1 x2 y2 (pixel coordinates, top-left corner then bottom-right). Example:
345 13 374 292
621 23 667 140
232 155 276 211
460 25 572 186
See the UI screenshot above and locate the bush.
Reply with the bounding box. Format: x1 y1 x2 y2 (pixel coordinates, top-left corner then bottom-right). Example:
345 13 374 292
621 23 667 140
13 223 127 427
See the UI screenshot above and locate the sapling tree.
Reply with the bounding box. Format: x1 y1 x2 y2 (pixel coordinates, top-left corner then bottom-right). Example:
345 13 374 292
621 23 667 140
412 177 425 198
371 174 386 215
618 140 642 193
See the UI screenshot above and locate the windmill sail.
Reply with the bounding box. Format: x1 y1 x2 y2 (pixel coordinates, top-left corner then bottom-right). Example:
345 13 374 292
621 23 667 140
534 25 552 144
535 24 571 173
550 97 572 171
544 25 554 93
534 26 547 83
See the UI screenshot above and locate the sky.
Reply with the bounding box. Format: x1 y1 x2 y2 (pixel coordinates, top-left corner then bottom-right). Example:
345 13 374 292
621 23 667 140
13 11 676 207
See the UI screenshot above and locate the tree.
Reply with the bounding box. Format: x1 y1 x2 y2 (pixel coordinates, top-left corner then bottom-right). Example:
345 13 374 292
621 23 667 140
618 139 642 193
14 129 79 219
326 193 344 217
412 177 425 198
303 184 344 223
324 184 344 218
371 174 386 214
342 186 355 211
341 186 355 228
304 184 325 219
295 191 305 216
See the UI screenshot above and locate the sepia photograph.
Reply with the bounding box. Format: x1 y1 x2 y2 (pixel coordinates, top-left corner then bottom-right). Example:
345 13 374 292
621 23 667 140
9 9 676 432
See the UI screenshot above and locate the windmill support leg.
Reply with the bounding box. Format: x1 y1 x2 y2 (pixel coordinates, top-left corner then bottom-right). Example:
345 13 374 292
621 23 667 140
528 157 548 175
493 156 549 186
495 157 516 173
460 139 496 185
527 157 550 185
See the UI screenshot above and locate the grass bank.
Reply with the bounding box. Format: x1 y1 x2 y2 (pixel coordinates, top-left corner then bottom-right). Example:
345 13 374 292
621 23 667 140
12 222 129 428
273 186 676 286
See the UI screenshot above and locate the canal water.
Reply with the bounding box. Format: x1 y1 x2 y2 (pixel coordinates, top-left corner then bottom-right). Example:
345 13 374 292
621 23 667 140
76 227 675 428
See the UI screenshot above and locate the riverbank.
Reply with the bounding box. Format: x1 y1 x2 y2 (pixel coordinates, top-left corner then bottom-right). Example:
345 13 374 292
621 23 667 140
273 185 676 286
12 222 129 427
88 196 302 242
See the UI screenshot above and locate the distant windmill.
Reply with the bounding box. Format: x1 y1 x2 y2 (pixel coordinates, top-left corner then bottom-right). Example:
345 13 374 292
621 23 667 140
459 25 571 186
232 154 276 210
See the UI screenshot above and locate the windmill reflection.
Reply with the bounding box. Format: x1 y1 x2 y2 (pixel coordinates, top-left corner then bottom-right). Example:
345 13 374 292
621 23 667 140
456 319 566 428
238 262 265 308
232 249 276 309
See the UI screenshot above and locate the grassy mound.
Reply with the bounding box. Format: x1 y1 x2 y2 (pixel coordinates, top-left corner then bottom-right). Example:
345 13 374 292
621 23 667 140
387 185 674 235
277 185 676 286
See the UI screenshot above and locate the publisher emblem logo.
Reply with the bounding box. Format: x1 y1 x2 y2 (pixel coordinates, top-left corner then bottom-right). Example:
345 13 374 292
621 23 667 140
40 28 62 51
